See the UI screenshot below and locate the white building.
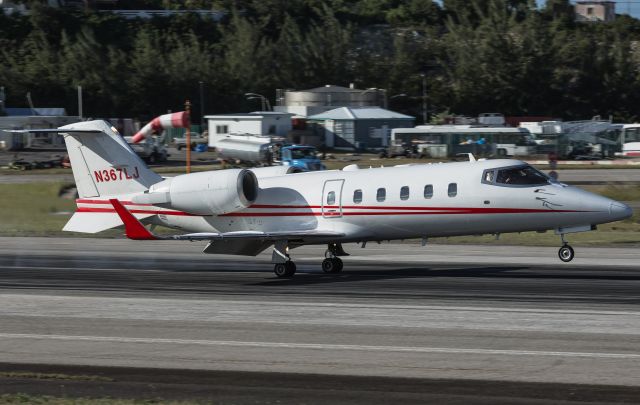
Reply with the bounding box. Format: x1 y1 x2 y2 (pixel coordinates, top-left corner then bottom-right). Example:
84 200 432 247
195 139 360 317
205 112 293 148
0 114 80 150
575 1 615 22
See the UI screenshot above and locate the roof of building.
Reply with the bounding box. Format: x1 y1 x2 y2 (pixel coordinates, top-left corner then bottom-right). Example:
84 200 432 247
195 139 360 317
303 85 357 93
308 107 414 120
4 107 67 116
205 111 294 119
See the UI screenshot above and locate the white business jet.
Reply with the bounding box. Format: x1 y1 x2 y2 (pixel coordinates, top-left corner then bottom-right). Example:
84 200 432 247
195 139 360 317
29 120 633 277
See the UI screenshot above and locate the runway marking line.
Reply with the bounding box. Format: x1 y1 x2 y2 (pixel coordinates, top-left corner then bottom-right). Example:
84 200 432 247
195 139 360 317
0 333 639 360
3 294 640 317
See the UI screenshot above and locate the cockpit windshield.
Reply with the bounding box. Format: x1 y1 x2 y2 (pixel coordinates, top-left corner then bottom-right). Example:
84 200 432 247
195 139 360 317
483 165 550 187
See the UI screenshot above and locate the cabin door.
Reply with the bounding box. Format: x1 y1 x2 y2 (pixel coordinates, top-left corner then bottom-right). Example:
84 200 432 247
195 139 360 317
322 179 344 218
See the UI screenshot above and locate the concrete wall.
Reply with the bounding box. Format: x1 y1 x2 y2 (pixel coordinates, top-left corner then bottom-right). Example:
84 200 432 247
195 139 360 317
207 114 292 147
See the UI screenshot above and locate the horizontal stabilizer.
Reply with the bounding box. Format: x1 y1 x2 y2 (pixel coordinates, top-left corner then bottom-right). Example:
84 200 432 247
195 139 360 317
63 212 153 234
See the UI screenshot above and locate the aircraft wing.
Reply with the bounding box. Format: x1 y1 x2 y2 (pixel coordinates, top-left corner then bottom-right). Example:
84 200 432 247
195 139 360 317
110 199 344 242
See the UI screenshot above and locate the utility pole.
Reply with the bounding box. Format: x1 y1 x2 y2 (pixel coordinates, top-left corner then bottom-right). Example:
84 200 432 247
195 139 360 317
26 92 35 115
199 81 205 127
185 99 192 174
421 74 427 124
77 85 83 119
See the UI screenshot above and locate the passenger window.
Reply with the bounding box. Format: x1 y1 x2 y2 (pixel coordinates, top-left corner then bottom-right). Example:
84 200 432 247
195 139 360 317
353 189 362 204
448 183 457 197
327 191 335 205
377 188 386 202
400 186 410 201
423 184 433 199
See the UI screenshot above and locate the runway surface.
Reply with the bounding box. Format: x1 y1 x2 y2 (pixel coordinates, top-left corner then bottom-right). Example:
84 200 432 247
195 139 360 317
1 237 640 403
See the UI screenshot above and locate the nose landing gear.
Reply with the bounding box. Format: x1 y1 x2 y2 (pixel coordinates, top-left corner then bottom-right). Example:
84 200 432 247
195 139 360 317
558 234 575 262
558 244 575 262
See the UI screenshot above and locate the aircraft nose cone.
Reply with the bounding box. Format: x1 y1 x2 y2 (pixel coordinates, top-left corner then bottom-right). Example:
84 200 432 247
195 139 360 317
609 202 633 221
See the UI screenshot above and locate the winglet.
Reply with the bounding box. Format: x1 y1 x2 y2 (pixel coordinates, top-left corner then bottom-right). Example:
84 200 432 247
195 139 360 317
109 199 157 240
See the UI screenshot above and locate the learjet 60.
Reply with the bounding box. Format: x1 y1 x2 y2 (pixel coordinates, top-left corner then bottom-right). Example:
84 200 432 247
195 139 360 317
30 120 633 277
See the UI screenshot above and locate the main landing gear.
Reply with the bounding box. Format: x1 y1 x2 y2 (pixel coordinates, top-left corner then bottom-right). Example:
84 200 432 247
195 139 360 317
322 242 347 274
273 261 297 277
272 240 296 278
322 257 343 273
272 241 348 278
558 234 575 263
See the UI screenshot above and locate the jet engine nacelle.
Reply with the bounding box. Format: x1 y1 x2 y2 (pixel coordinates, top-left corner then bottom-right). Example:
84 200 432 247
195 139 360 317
249 165 299 178
134 169 258 215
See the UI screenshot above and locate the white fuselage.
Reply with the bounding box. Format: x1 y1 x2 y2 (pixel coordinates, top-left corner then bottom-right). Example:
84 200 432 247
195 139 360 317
144 159 627 244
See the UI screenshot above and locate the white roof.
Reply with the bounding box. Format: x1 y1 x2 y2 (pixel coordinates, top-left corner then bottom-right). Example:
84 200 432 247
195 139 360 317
308 107 414 120
205 111 293 120
396 125 529 134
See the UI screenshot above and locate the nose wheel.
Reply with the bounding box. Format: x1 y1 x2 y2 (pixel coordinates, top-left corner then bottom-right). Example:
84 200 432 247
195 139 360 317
557 233 575 263
558 244 574 262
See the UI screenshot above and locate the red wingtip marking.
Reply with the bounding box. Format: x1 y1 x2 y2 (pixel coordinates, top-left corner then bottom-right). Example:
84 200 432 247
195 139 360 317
109 199 157 240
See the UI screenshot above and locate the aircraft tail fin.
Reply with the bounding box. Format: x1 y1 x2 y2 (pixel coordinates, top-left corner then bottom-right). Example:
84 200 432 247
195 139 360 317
58 120 162 198
16 120 164 234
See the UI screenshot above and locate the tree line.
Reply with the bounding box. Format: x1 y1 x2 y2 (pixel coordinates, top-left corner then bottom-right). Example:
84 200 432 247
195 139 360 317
2 0 640 123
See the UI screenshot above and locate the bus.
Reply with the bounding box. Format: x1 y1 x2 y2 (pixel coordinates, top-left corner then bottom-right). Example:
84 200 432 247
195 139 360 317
389 125 536 158
619 124 640 157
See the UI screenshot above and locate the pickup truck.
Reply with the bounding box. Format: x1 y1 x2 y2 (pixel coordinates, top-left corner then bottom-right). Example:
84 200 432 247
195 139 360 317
173 134 208 151
124 136 169 164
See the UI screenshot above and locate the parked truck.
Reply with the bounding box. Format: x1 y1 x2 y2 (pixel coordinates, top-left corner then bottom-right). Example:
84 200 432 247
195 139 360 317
216 138 325 171
173 133 208 151
124 135 168 164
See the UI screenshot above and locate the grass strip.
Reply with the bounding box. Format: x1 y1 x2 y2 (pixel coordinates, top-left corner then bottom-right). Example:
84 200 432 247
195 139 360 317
0 394 196 405
0 372 112 382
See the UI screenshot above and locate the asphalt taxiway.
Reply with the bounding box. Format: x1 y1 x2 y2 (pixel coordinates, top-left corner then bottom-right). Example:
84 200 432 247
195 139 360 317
1 237 639 403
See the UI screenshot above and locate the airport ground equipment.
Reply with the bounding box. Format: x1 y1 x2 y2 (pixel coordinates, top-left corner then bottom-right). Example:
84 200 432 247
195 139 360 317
217 138 325 171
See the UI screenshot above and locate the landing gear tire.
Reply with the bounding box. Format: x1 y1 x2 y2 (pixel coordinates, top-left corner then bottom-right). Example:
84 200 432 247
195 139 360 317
274 261 296 278
558 244 574 263
333 257 343 272
322 258 343 273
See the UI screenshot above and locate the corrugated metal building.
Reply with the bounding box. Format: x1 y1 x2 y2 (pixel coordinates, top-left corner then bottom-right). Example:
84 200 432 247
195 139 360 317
307 107 414 149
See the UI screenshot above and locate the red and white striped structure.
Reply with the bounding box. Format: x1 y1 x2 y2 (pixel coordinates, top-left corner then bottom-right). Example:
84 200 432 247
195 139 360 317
131 111 190 143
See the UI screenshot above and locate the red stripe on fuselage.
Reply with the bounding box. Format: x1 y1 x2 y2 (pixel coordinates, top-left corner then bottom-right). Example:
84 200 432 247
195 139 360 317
76 199 153 206
220 208 588 217
248 204 587 213
74 204 591 217
76 207 197 216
